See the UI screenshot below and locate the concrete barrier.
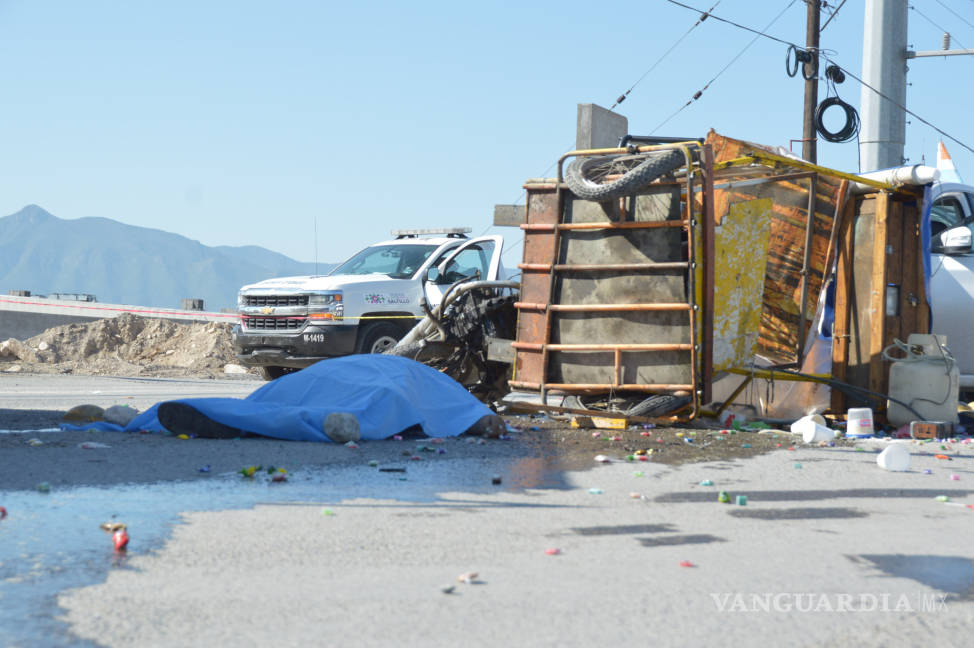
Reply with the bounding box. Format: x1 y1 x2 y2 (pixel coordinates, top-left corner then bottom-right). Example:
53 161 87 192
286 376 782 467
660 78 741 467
0 295 237 340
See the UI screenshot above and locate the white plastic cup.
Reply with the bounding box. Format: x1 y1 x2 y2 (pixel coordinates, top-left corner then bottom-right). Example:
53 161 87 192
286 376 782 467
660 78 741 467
876 444 911 471
847 407 875 438
791 415 835 444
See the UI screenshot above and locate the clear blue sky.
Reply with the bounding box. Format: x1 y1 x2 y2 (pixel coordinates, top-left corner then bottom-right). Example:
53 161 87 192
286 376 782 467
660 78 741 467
1 0 972 266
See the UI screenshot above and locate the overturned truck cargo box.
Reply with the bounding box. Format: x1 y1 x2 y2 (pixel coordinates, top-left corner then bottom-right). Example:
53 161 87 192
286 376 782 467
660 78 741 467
509 131 929 422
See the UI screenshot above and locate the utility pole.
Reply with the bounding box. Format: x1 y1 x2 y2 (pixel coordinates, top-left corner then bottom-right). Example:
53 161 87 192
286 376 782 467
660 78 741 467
802 0 820 163
859 0 908 171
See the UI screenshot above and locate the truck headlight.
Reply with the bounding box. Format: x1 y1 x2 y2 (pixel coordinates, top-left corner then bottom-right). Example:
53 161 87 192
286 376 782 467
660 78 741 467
237 293 246 307
308 291 343 320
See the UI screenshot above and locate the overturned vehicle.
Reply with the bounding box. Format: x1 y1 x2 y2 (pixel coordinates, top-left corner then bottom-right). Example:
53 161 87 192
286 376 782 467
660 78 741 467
503 130 961 429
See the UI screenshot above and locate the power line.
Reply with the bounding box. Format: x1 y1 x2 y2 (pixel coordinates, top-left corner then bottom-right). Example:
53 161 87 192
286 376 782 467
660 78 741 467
933 0 974 34
820 0 849 31
665 0 974 156
912 3 970 50
610 1 722 110
664 0 796 47
823 58 974 156
652 0 798 133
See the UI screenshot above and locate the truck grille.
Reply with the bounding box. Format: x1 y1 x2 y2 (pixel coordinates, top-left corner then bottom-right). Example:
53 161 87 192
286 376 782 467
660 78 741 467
242 316 307 330
243 295 309 307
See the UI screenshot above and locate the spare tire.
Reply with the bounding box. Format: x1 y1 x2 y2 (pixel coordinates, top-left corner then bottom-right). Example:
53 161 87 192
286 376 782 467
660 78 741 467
565 149 685 202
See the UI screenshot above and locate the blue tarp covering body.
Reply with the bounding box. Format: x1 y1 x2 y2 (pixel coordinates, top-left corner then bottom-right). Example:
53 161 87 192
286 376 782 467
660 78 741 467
62 355 493 441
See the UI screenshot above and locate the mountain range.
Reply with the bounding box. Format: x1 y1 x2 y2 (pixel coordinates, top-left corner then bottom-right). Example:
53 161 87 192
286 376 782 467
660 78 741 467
0 205 335 311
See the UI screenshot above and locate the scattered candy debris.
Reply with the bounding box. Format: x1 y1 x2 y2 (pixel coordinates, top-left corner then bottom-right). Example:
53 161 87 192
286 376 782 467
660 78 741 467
718 491 731 503
113 528 129 552
239 465 259 478
594 454 611 463
322 508 335 516
198 464 211 473
935 454 951 460
736 495 748 506
177 434 190 440
633 471 645 477
393 435 403 441
37 482 51 493
936 495 951 503
741 443 751 448
794 463 803 469
78 442 111 449
950 474 960 481
344 441 359 449
699 479 714 486
368 460 379 467
440 585 456 594
588 488 603 495
544 548 562 556
27 438 43 447
0 506 6 519
923 469 933 474
679 561 695 568
458 572 478 584
629 492 643 499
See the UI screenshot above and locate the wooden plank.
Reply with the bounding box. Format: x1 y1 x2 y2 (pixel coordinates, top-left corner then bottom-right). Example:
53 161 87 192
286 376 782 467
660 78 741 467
868 192 890 396
830 196 857 412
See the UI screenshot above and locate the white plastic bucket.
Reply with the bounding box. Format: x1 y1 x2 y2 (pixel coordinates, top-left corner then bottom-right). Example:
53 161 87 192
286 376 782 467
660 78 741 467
791 415 834 444
876 444 911 471
846 408 874 438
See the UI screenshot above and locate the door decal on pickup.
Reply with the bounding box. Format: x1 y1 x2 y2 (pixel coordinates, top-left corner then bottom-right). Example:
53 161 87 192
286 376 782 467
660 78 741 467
364 293 411 305
304 333 325 343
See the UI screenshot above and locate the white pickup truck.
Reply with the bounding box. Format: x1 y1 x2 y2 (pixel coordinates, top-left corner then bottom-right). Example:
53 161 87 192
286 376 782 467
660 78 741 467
928 181 974 390
233 228 505 379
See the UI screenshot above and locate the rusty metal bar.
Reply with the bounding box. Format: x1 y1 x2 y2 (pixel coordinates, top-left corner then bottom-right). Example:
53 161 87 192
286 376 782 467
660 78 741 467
551 303 691 313
614 348 622 387
512 342 693 352
520 220 688 233
513 302 548 312
511 381 695 392
680 145 700 419
797 173 818 365
515 302 692 313
517 261 689 272
700 144 716 405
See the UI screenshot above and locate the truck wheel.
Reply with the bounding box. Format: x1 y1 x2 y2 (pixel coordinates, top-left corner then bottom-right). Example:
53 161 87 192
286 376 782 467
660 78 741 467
356 322 402 354
259 366 297 381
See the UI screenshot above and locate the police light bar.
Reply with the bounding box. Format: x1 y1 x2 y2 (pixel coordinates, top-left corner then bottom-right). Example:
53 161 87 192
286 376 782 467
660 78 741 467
392 227 471 239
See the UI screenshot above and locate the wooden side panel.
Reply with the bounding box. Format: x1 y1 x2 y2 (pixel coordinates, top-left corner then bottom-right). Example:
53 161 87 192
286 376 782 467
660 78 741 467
868 193 890 395
705 132 839 365
831 196 857 412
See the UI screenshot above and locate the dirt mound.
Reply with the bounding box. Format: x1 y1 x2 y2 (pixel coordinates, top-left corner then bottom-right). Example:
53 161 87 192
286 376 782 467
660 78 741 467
0 313 255 378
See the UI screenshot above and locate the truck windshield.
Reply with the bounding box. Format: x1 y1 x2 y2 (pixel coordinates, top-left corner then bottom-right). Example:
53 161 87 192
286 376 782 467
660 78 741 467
329 244 440 279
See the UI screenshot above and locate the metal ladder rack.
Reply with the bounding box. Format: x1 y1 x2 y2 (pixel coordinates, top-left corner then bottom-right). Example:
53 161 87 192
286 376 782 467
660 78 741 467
509 144 715 420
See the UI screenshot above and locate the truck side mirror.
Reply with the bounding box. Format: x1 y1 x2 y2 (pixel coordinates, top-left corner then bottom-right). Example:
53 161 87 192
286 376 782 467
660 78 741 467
425 267 441 283
932 226 973 255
